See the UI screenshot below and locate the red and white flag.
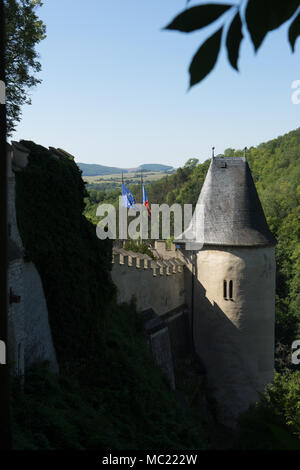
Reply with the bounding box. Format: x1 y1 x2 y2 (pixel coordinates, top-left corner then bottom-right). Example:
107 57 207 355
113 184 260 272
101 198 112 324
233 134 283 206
142 185 151 216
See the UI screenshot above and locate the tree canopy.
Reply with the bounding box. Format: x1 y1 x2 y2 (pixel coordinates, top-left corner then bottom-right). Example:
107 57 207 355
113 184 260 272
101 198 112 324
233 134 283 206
5 0 46 134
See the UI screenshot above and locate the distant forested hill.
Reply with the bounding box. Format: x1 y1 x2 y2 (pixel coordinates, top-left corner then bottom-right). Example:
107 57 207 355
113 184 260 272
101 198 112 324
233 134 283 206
77 162 125 176
78 162 174 176
138 164 173 172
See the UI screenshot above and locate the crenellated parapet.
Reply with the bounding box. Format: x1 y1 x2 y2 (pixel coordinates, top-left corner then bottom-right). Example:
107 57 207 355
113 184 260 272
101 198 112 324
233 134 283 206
112 248 185 277
111 247 186 316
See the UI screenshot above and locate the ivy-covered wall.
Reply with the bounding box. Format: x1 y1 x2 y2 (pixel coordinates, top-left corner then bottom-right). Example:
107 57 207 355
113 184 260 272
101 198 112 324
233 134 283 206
15 141 115 372
12 141 208 450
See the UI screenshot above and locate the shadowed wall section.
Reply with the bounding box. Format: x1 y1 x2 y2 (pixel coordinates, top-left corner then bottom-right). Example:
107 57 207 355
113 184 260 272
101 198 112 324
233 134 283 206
189 246 276 427
7 143 58 375
111 248 185 316
112 247 190 389
23 262 58 372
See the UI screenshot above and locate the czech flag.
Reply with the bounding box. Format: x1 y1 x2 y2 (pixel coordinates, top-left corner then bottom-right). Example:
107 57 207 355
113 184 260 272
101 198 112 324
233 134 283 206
142 185 151 216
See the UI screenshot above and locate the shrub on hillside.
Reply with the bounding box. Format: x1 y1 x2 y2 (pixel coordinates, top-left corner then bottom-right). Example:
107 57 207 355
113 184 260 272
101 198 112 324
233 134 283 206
235 371 300 449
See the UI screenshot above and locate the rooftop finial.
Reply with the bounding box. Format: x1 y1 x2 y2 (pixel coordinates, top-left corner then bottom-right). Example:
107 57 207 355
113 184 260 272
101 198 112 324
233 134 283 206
212 146 215 159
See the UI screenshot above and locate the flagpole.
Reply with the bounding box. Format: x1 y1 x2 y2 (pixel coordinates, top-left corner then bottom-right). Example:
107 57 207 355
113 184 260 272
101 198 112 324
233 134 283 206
120 172 125 243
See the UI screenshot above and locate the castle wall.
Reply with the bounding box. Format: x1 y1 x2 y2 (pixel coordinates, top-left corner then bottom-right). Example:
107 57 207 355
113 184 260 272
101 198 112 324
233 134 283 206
187 245 275 427
164 309 191 363
7 147 58 375
111 250 185 316
111 249 188 389
8 258 25 375
8 172 25 375
152 240 178 260
147 325 175 390
23 262 59 372
8 177 22 249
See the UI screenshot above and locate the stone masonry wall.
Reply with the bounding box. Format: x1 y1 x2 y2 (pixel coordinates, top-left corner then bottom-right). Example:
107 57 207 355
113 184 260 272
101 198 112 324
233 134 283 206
8 258 25 375
23 262 58 372
7 145 58 375
111 248 185 316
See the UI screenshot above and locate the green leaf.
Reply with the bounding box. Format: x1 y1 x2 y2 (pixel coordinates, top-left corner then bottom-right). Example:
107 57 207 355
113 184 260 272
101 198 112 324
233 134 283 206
165 4 233 33
226 12 243 71
189 27 223 88
289 11 300 52
246 0 299 51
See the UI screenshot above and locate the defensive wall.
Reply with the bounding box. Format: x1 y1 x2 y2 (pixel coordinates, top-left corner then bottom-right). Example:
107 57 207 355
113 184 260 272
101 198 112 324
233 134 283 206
111 243 191 388
7 142 58 375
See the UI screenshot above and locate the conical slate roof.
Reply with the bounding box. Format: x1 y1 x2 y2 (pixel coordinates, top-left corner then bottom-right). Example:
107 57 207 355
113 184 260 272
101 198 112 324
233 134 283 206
176 156 277 247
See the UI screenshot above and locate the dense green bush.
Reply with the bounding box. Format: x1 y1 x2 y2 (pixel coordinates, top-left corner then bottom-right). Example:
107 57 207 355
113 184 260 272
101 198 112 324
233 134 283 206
123 240 155 259
235 372 300 449
12 302 207 450
15 141 115 372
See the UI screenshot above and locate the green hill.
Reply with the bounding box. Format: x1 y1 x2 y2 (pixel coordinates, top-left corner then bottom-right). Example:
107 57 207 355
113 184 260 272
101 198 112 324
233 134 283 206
138 164 174 172
77 162 126 176
77 162 174 176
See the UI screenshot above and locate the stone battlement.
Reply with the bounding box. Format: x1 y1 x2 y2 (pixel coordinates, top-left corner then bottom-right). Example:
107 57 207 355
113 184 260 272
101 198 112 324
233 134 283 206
111 248 185 316
112 248 184 277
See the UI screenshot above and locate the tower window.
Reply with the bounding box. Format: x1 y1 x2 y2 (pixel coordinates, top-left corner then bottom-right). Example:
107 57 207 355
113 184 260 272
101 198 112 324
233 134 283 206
223 280 227 300
229 280 233 300
223 280 233 300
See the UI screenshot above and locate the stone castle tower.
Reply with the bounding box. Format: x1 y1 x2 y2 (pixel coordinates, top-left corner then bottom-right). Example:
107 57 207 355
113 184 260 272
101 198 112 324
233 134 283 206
176 155 277 427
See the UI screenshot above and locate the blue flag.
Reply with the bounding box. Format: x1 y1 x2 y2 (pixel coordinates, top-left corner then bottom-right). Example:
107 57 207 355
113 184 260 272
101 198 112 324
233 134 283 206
122 184 137 210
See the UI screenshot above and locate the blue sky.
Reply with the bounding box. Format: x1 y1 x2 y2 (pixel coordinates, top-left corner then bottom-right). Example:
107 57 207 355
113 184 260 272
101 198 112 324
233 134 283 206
12 0 300 168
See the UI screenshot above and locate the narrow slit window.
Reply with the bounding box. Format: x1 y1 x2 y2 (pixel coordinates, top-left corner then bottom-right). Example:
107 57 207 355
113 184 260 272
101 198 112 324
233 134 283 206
229 280 233 300
17 343 21 376
223 280 227 300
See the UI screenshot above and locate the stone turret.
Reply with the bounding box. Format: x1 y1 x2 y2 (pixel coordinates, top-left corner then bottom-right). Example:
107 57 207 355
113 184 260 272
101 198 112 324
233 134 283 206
176 156 276 427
